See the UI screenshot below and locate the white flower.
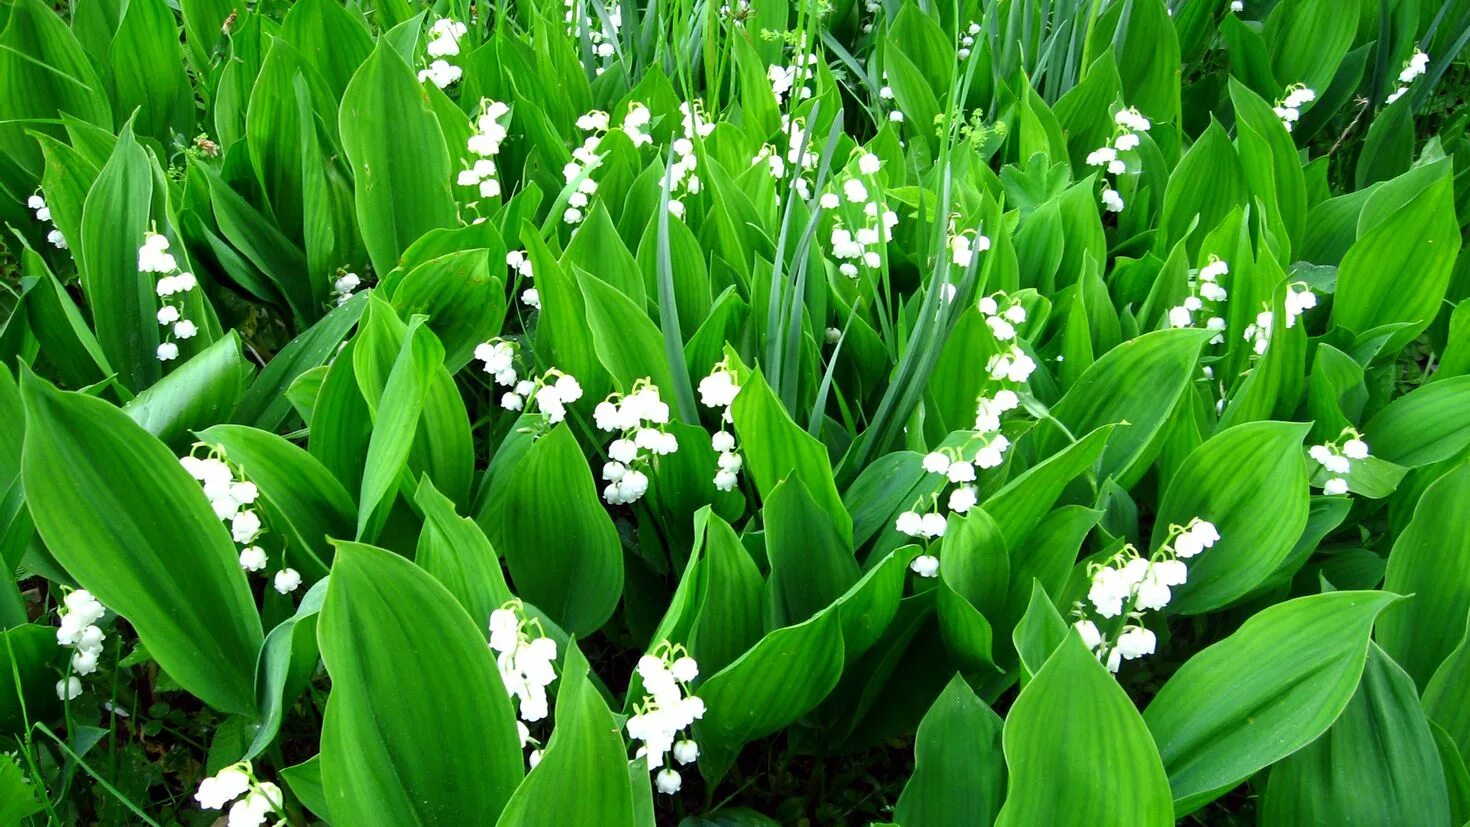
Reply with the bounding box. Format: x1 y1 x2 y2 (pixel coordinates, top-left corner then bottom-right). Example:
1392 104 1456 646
1153 558 1189 587
501 392 524 411
1190 520 1220 548
1088 566 1129 618
1174 532 1203 558
609 439 638 464
1101 188 1125 212
1324 477 1349 495
671 656 698 683
1115 626 1157 660
655 768 682 795
919 512 947 539
1342 438 1369 460
273 569 301 594
974 435 1010 469
947 485 977 513
157 306 181 325
1113 108 1146 131
138 233 177 273
698 369 740 410
1168 305 1193 328
72 649 99 675
227 782 282 827
1115 133 1141 151
157 342 180 361
418 59 462 88
857 153 881 175
909 554 940 578
56 676 83 700
921 452 951 475
711 431 736 453
196 766 252 809
714 469 739 491
238 546 267 572
673 739 699 765
1074 619 1103 650
553 374 583 403
842 179 868 203
231 510 262 544
946 462 976 484
1086 146 1118 167
1230 0 1243 10
896 510 923 537
174 320 198 339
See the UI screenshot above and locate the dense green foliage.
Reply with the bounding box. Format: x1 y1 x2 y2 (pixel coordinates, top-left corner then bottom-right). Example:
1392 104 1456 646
2 0 1470 823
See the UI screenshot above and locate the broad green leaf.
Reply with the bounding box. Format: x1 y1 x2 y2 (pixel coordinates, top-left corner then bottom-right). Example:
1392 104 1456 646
122 332 252 451
235 293 367 431
20 372 262 715
339 43 458 277
1144 591 1399 813
1037 329 1208 487
1088 0 1180 123
894 674 1005 827
1364 376 1470 468
984 425 1111 549
319 542 523 823
485 425 622 636
496 644 636 827
357 317 443 541
1425 612 1470 774
996 634 1173 826
1333 162 1458 349
692 609 845 785
1260 644 1451 826
414 476 513 631
731 370 852 544
392 250 508 372
1378 463 1470 689
1264 0 1359 93
1156 421 1310 614
78 120 158 391
245 580 326 760
764 473 859 628
0 625 62 735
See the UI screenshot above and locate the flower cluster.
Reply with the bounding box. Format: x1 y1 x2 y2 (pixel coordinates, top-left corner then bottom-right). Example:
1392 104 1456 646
958 21 981 60
458 100 511 202
506 249 538 310
1242 281 1316 356
667 101 716 218
195 761 283 827
561 104 649 224
595 381 677 505
626 644 704 795
55 589 106 700
418 18 467 88
474 341 583 421
698 361 744 491
139 232 198 362
489 602 558 766
180 450 301 594
1167 256 1229 344
26 193 66 249
330 270 362 306
949 224 992 269
1076 517 1219 672
973 292 1032 435
564 0 620 75
1309 429 1371 496
1089 107 1151 213
1386 50 1429 105
895 433 1012 576
823 154 899 278
768 47 818 107
1273 85 1315 132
